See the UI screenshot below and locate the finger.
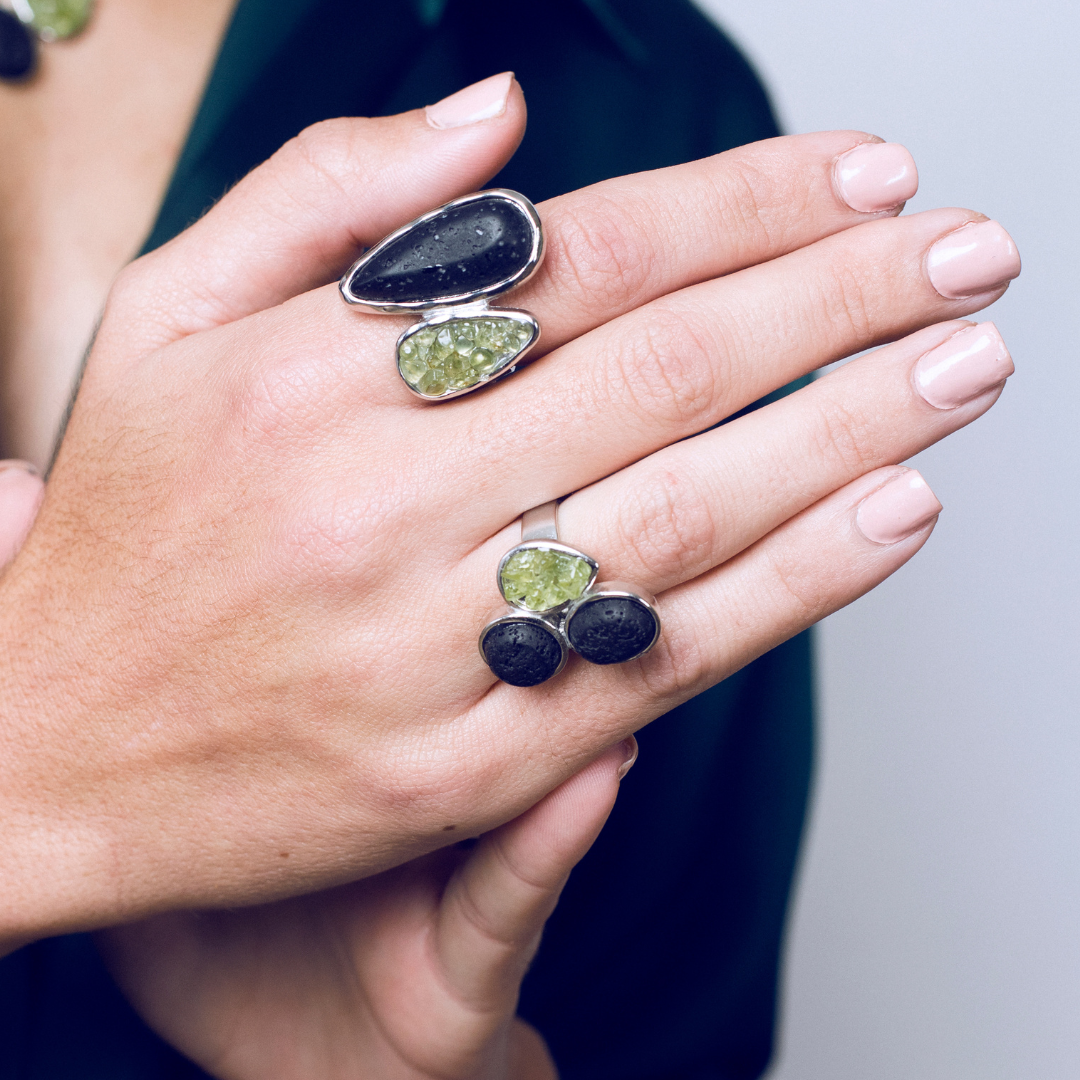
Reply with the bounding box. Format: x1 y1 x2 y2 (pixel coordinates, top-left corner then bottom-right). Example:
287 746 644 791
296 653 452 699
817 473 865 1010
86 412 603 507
517 130 917 353
484 467 941 739
0 462 44 568
451 208 1019 525
631 466 943 706
552 319 1011 596
102 73 527 353
506 1019 559 1080
216 131 910 412
434 737 637 1010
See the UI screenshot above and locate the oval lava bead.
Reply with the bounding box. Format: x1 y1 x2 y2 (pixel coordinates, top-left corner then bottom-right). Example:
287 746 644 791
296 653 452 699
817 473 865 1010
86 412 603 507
481 617 566 687
566 594 660 665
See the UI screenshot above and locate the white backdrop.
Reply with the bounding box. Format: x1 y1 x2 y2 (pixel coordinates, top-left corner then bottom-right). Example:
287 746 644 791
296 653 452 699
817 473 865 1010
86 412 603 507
694 2 1080 1077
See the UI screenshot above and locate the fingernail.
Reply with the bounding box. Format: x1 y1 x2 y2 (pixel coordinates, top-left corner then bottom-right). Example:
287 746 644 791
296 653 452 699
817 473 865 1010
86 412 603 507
426 72 514 130
927 220 1021 299
834 142 918 213
616 736 639 781
857 470 942 545
0 460 39 478
914 322 1014 410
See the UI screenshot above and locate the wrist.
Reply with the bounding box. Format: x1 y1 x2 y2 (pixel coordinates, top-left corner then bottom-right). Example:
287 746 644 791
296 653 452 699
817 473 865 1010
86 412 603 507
0 549 126 946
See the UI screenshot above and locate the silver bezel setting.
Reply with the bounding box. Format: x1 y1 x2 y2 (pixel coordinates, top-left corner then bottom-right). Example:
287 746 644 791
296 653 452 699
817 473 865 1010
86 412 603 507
497 541 600 615
339 189 545 314
394 306 540 402
563 580 663 662
478 611 570 683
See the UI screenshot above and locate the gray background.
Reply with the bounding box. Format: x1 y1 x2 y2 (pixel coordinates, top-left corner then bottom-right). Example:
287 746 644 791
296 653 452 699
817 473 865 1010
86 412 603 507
694 2 1080 1077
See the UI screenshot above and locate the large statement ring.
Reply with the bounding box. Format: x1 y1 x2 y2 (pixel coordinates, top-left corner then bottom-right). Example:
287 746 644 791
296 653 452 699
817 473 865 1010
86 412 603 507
339 189 544 402
480 502 662 687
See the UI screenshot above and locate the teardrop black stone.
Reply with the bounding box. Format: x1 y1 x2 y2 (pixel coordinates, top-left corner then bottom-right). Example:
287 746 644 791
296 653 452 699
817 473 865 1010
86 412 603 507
0 10 35 82
481 617 565 687
348 194 537 306
566 594 660 665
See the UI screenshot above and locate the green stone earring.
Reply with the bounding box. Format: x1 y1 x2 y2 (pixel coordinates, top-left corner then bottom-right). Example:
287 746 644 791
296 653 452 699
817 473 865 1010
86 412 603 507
1 0 93 81
13 0 93 41
339 189 545 402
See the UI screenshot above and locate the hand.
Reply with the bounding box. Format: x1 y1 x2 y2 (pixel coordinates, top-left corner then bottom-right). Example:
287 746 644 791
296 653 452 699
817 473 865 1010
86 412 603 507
0 74 1020 945
0 353 633 1080
97 739 635 1080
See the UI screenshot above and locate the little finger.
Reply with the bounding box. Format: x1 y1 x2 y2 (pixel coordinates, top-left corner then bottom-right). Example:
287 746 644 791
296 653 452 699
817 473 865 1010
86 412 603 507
629 466 943 706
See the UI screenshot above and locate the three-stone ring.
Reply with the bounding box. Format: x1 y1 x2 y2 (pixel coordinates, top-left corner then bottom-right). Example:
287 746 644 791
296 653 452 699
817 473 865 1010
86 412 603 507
339 189 544 401
480 501 662 687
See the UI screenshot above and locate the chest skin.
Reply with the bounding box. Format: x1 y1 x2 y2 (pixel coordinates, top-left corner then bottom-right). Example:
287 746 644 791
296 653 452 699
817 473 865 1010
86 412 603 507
0 0 236 469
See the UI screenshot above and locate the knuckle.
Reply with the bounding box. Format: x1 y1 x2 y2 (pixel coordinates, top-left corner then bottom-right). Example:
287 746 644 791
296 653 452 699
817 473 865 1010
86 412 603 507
603 302 719 428
820 260 876 343
275 118 370 204
289 118 357 176
807 395 880 475
278 485 413 587
762 543 822 624
104 258 153 322
546 192 659 313
637 607 711 701
613 467 717 584
367 747 474 828
709 158 779 254
235 352 331 451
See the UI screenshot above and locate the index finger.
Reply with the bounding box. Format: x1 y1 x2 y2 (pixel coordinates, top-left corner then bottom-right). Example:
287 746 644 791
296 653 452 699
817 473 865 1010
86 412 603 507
516 130 917 353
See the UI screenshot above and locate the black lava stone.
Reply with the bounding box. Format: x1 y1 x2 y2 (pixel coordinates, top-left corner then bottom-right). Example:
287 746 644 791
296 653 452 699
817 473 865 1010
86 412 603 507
566 594 660 665
481 618 565 687
348 194 535 305
0 10 35 82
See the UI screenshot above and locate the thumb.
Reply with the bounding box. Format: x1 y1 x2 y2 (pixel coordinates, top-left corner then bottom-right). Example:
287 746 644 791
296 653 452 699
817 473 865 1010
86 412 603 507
0 462 44 569
106 72 527 355
434 736 639 1011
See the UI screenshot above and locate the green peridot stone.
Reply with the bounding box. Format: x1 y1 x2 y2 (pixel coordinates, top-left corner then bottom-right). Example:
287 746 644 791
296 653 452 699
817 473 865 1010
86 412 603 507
398 315 535 398
19 0 93 40
500 547 594 612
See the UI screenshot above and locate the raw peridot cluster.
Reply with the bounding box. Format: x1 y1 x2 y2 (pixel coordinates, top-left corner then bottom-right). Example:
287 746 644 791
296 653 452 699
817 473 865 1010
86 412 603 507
398 316 533 398
21 0 92 40
500 548 594 612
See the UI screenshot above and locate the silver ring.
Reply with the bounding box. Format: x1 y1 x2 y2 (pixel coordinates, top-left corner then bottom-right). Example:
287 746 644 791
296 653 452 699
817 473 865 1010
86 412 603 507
340 189 544 402
480 502 662 686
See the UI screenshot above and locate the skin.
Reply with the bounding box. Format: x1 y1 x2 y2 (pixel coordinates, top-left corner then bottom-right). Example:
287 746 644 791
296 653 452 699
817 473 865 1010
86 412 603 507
0 0 237 466
96 742 635 1080
0 51 1019 1080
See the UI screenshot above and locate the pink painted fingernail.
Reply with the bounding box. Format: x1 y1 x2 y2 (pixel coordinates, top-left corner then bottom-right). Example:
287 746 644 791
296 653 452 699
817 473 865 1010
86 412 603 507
914 322 1013 409
927 220 1021 299
616 735 639 781
425 72 514 130
834 142 918 213
856 470 942 545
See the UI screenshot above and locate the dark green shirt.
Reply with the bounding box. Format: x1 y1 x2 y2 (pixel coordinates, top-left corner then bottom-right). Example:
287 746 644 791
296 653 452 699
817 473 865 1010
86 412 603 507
0 2 813 1077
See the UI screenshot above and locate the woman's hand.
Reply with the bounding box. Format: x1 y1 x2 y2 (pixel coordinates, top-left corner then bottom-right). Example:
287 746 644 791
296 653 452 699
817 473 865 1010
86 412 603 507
0 73 1020 945
97 739 635 1080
